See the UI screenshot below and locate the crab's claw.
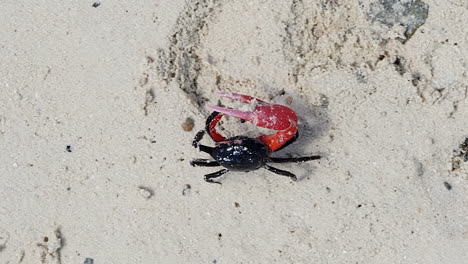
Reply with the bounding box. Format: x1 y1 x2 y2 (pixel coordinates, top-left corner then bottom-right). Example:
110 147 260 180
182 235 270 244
206 92 298 151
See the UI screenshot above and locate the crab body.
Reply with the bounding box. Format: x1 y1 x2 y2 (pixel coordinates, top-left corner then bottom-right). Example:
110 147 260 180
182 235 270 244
212 136 270 171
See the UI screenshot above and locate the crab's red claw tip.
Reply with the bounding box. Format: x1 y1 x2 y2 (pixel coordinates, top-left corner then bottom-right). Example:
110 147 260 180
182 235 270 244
216 92 258 103
218 91 232 97
205 104 254 121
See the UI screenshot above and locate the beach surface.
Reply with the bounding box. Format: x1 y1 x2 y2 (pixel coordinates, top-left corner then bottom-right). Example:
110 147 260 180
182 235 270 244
1 0 467 263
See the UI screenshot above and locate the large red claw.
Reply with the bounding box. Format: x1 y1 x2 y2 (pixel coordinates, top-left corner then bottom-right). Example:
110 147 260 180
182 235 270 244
205 92 298 151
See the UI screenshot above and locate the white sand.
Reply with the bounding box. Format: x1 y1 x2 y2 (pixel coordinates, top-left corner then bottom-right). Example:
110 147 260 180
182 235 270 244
1 0 467 263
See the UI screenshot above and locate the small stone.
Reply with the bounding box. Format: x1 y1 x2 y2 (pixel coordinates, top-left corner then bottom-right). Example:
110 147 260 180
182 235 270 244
368 0 429 40
181 118 195 131
182 184 191 196
138 186 153 199
444 182 452 191
285 96 293 105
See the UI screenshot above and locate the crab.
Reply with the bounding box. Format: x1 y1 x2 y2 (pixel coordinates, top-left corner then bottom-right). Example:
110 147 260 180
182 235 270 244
191 92 320 183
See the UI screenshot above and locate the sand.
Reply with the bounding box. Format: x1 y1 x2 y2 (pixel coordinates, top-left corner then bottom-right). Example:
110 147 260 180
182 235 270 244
1 0 467 263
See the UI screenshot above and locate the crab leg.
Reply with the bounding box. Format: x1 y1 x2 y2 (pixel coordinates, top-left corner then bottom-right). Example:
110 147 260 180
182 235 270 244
204 169 229 184
206 92 298 151
264 164 297 181
269 155 321 163
190 159 221 167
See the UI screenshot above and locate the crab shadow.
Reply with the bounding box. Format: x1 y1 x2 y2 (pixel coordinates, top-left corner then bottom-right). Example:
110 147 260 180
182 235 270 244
269 93 330 181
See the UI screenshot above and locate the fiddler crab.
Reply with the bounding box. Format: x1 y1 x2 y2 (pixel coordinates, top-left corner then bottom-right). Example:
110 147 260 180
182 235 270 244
191 92 320 184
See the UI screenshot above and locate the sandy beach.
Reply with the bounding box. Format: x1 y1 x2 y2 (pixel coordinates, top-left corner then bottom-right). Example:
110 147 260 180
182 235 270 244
1 0 467 263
